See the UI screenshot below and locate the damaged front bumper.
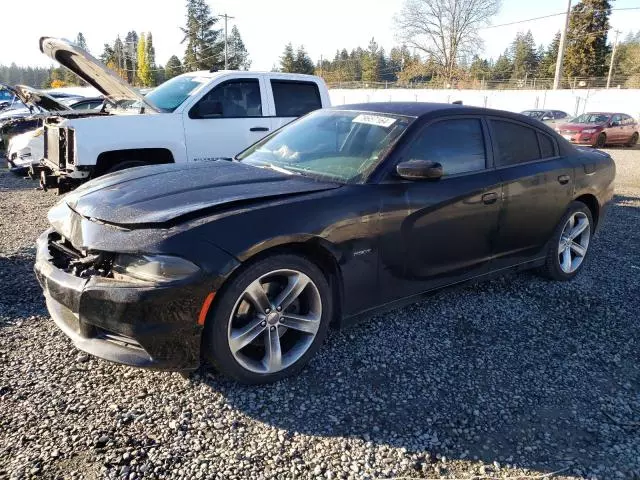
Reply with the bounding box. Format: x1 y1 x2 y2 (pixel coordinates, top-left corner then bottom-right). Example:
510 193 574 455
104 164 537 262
34 229 212 371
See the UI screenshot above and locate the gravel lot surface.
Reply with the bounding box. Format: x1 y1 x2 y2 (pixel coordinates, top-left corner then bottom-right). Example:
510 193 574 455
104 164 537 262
1 149 639 480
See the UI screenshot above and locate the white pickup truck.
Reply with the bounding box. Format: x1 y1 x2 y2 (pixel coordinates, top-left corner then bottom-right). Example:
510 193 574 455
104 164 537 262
36 37 331 193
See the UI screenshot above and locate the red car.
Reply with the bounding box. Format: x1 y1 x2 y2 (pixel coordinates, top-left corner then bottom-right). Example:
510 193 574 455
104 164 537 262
556 112 639 148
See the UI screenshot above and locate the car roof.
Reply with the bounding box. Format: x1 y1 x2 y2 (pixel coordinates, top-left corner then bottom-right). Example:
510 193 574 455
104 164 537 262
331 102 546 124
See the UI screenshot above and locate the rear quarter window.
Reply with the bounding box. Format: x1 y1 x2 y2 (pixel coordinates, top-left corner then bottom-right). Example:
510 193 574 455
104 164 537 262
490 119 541 166
538 132 556 158
271 80 322 117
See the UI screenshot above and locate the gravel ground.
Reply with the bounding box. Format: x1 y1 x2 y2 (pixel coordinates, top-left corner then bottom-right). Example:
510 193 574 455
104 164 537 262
1 149 639 480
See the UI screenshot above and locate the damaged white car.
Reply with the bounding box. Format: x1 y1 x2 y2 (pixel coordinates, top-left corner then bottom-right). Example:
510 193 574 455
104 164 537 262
6 127 45 172
35 37 331 193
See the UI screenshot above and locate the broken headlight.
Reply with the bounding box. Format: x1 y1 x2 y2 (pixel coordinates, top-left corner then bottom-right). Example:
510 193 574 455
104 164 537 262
112 254 200 283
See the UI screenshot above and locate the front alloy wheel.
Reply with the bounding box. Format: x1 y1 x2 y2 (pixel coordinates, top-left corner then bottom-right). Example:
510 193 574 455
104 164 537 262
228 269 322 374
202 254 331 384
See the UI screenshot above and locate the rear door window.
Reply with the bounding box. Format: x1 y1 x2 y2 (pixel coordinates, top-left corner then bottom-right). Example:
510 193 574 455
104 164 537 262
490 119 541 166
406 118 486 176
271 80 322 117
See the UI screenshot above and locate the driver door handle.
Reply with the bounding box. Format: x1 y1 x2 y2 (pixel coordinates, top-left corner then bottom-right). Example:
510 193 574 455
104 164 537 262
482 192 498 205
250 127 269 132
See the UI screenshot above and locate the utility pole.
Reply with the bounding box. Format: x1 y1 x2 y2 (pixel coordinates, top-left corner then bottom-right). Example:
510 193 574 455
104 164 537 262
217 13 235 69
553 0 572 90
607 30 621 89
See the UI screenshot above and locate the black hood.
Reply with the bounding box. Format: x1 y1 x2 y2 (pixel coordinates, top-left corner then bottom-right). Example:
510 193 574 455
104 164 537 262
61 161 340 227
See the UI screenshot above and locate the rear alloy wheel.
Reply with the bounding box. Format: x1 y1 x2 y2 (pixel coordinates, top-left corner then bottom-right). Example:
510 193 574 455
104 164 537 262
202 254 332 384
626 132 639 147
540 201 593 281
595 133 606 148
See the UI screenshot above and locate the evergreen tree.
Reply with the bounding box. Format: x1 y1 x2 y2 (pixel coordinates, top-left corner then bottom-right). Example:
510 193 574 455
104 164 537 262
469 55 491 80
279 43 296 72
510 30 538 80
181 0 223 71
165 55 183 80
227 26 251 70
146 32 158 85
75 33 88 52
293 46 315 74
564 0 612 77
124 31 139 84
536 32 560 78
113 36 127 80
361 38 380 82
492 49 513 80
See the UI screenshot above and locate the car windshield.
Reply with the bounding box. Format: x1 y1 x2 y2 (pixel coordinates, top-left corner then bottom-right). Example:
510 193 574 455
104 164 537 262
238 109 414 183
144 75 209 112
522 110 545 119
572 113 611 124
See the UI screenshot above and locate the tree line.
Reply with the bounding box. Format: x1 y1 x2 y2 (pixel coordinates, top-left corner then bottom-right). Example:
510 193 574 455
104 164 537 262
278 0 639 89
1 0 638 90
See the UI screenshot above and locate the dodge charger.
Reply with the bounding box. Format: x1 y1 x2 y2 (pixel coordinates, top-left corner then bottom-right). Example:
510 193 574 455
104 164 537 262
35 103 615 384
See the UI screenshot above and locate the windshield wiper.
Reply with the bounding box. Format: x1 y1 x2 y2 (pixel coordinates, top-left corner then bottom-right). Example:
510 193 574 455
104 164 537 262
262 163 303 176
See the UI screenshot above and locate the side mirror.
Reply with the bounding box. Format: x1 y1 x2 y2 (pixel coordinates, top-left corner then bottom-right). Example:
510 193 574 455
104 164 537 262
542 116 552 121
396 159 443 180
610 120 620 127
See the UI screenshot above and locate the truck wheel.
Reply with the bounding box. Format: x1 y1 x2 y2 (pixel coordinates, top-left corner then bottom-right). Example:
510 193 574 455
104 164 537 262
104 160 148 174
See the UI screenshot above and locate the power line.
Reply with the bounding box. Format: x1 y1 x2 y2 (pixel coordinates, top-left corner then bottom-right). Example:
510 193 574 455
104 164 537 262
481 6 640 30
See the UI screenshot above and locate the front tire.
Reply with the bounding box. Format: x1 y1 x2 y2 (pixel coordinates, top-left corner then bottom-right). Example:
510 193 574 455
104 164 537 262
540 201 593 281
202 254 332 384
595 133 607 148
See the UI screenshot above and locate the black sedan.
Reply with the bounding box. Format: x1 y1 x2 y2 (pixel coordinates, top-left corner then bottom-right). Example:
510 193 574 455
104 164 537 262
35 103 615 384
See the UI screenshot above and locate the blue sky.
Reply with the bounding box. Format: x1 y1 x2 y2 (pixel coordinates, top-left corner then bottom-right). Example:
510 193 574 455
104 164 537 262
1 0 639 70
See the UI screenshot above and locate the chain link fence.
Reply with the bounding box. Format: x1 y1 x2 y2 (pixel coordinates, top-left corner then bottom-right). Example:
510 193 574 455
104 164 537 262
326 75 640 90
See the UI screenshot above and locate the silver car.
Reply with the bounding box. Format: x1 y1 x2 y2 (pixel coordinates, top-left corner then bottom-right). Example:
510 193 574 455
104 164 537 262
521 109 569 128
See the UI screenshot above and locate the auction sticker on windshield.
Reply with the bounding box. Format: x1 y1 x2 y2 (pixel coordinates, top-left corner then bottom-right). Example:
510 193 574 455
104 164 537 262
353 114 397 128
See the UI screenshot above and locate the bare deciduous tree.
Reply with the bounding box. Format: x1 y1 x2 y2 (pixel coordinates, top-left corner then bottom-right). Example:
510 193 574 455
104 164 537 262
395 0 501 81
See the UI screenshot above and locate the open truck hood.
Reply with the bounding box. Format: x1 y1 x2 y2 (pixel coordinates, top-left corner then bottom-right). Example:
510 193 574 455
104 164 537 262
1 83 70 112
58 161 339 227
39 37 157 112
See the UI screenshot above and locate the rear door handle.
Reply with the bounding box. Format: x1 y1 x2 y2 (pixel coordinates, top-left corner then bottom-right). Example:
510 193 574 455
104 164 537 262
558 174 570 185
250 127 269 132
482 192 498 205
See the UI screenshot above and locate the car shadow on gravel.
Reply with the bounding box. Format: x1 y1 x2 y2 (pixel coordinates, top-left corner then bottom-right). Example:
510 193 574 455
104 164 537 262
200 194 640 478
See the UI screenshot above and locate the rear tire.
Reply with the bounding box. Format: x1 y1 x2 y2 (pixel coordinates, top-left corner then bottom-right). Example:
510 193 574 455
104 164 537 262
594 133 606 148
202 254 332 384
626 132 639 148
539 201 593 281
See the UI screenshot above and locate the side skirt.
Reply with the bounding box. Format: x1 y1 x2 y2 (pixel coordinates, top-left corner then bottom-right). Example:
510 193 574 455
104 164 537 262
338 257 546 329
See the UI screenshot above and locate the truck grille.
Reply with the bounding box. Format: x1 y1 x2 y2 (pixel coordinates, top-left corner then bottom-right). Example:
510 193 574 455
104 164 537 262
44 126 75 168
48 231 114 278
66 128 75 165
